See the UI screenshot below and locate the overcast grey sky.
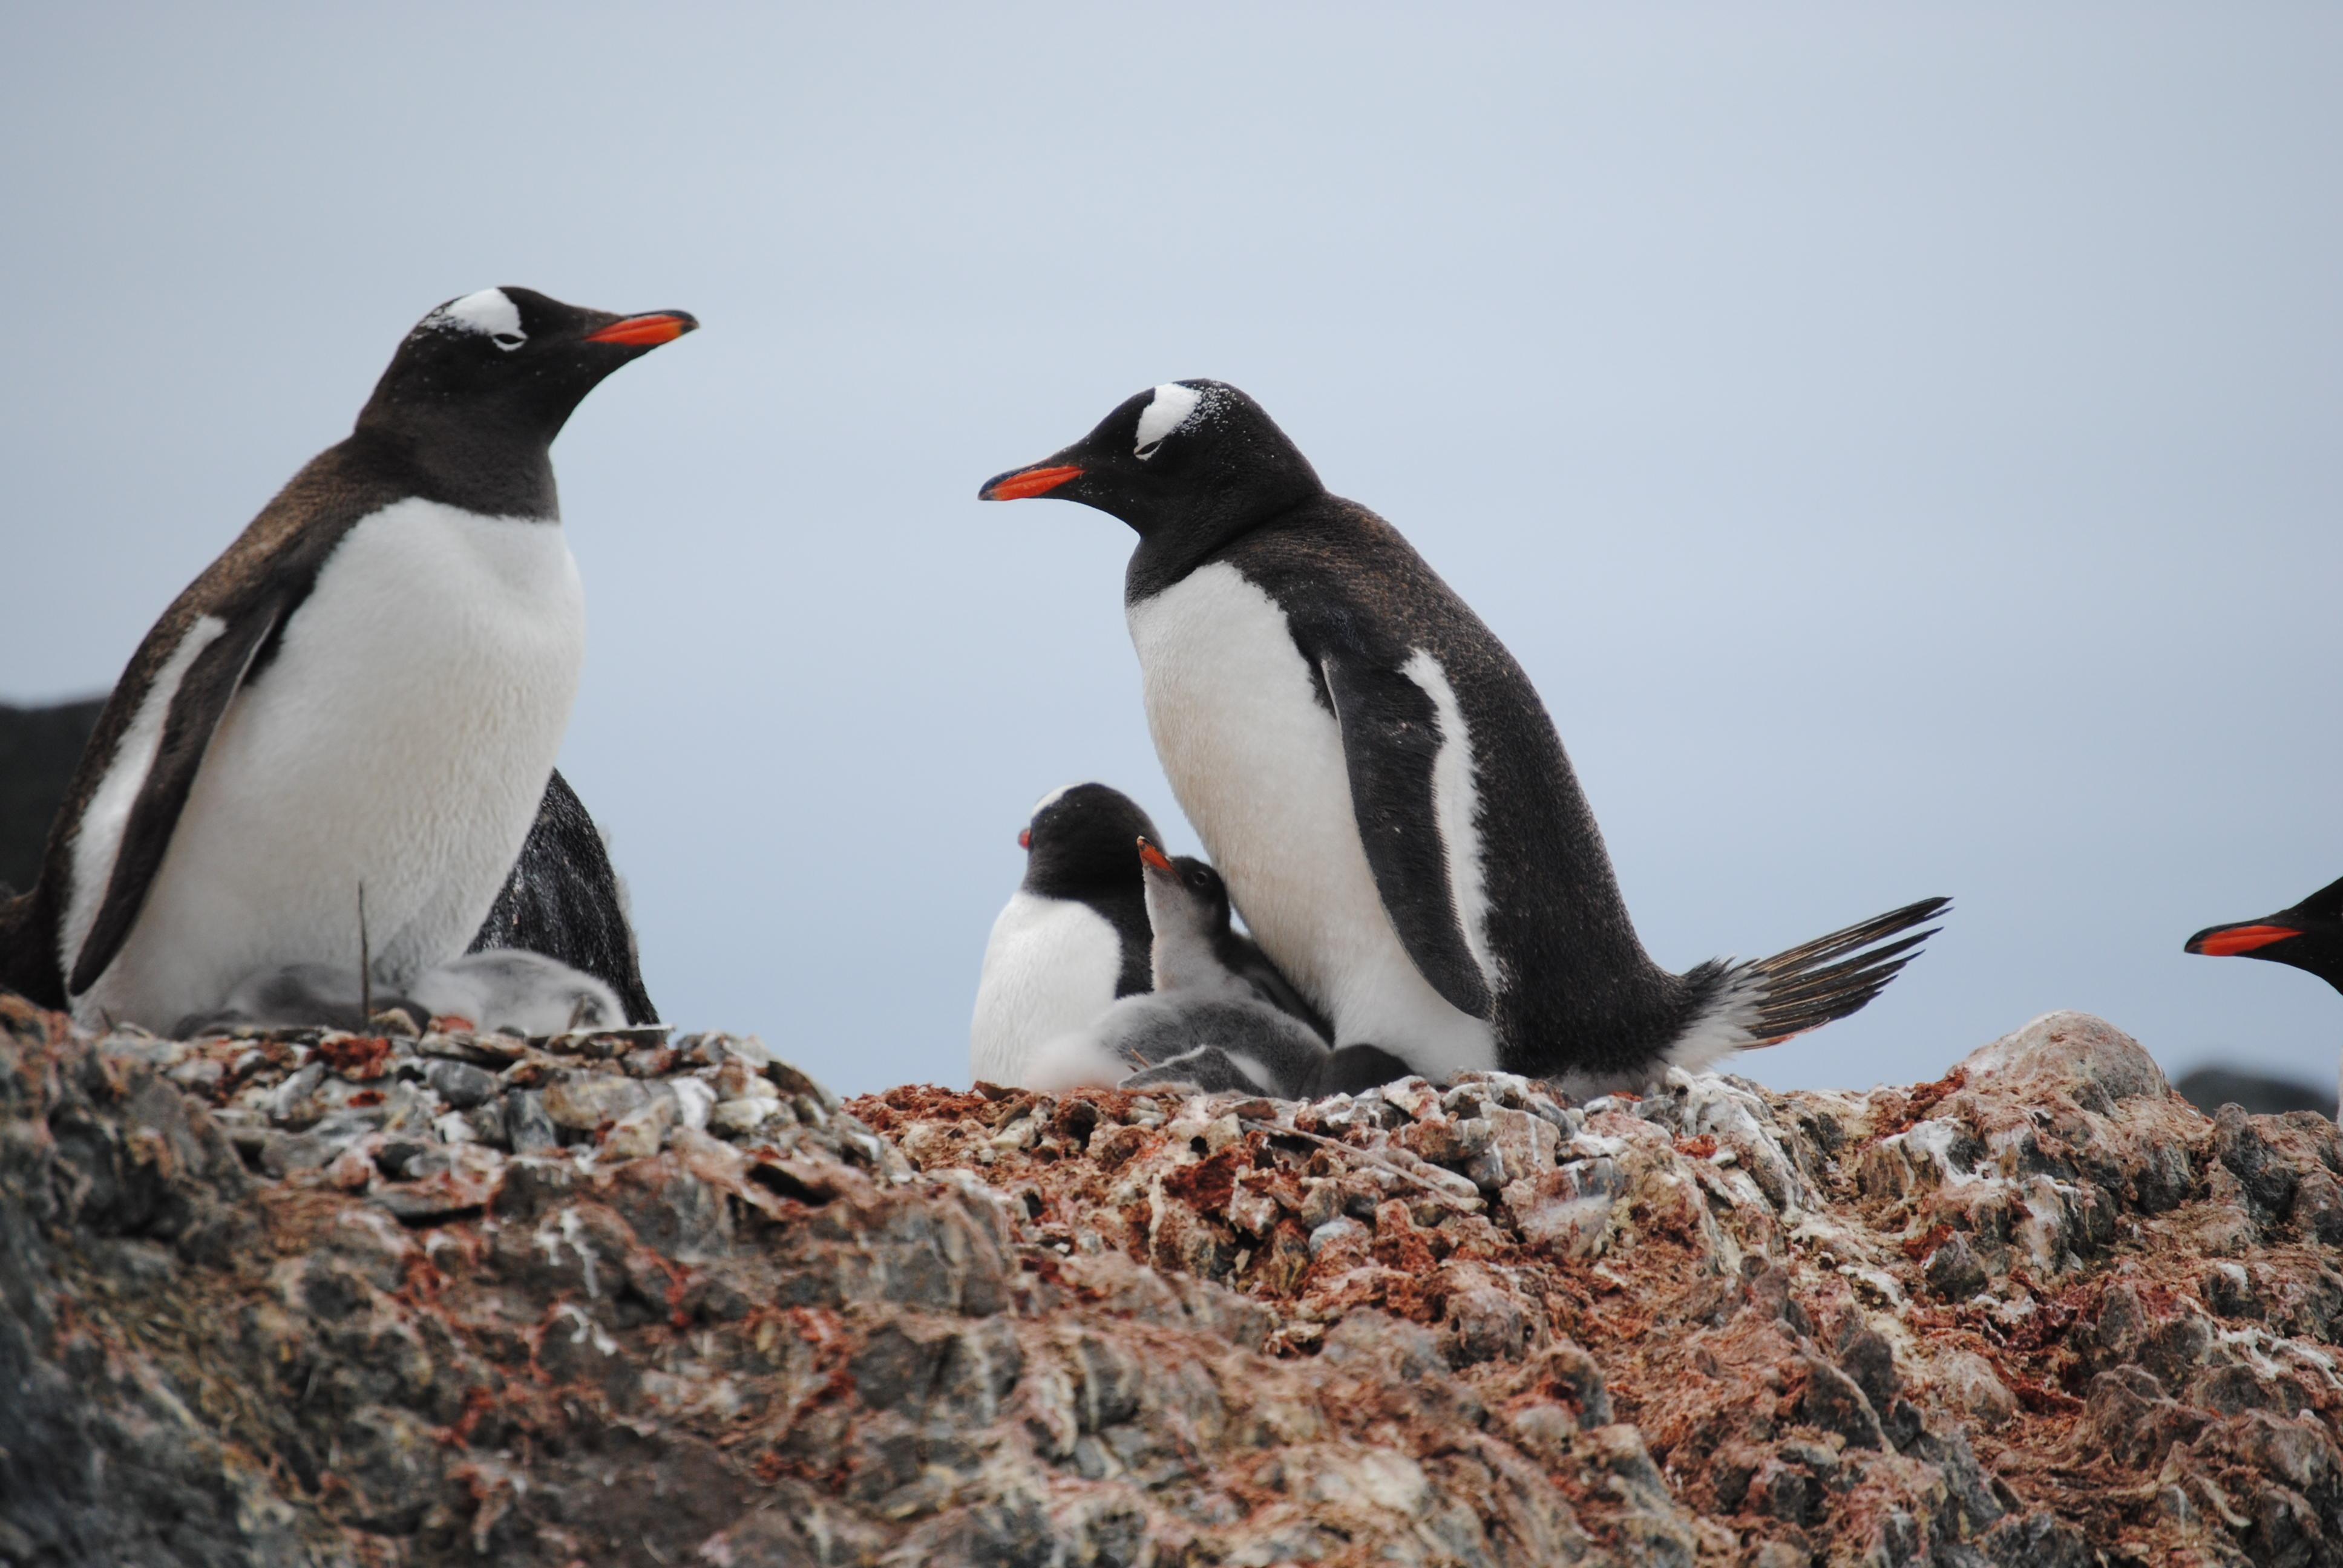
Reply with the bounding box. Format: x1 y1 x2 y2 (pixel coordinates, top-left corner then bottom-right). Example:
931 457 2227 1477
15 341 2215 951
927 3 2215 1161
4 4 2339 1097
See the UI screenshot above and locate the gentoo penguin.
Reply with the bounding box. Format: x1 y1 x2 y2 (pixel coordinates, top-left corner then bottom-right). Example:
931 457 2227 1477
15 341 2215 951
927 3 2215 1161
2 692 659 1024
970 782 1329 1088
2186 876 2343 1109
472 769 659 1024
1030 837 1339 1098
971 783 1162 1086
0 287 695 1032
179 949 623 1039
981 380 1948 1094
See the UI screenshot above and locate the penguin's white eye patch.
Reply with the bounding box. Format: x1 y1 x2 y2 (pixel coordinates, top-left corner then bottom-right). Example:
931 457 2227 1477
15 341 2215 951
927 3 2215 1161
431 288 527 350
1133 382 1202 459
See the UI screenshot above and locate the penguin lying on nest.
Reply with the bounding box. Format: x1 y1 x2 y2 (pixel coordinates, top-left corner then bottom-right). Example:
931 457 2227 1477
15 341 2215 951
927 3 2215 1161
985 381 1948 1097
1029 836 1364 1099
972 783 1325 1089
177 949 623 1039
0 287 695 1035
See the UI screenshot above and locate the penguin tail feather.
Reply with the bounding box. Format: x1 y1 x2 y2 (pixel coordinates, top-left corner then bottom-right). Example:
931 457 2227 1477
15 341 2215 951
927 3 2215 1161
1734 895 1951 1047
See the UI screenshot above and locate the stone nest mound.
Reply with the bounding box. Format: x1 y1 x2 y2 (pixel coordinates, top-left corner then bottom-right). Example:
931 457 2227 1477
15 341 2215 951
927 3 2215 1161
3 995 2340 1566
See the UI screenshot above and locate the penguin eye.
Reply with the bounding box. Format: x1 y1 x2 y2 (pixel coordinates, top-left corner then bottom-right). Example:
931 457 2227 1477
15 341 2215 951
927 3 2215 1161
491 332 526 352
1135 437 1166 461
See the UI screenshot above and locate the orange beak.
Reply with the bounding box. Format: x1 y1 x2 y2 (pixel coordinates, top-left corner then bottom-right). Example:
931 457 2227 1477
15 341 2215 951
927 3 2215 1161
1017 828 1032 850
2187 923 2303 958
1136 837 1175 873
583 311 699 347
980 464 1083 501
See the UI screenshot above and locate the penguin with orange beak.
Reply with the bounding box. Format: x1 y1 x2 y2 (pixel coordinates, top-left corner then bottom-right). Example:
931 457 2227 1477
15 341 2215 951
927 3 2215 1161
2186 877 2343 992
2186 876 2343 1115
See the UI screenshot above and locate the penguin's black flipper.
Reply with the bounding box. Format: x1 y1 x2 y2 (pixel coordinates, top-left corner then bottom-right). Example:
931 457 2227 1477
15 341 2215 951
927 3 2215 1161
1318 650 1494 1021
68 601 284 995
470 769 658 1025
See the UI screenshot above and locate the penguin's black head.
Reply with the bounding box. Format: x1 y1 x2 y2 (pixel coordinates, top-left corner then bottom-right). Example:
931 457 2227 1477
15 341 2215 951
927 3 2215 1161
1020 783 1161 901
358 287 698 450
978 380 1322 540
2185 874 2343 996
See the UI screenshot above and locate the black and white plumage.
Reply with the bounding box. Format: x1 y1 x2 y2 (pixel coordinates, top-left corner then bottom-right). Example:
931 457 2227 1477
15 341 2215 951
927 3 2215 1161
1032 837 1335 1099
983 380 1947 1094
0 287 695 1033
971 783 1161 1086
177 949 623 1039
2 700 660 1025
970 783 1328 1089
471 769 659 1025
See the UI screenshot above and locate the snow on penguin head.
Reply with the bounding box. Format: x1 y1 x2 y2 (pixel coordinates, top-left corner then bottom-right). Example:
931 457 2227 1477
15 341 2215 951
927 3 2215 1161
1133 382 1204 459
422 287 528 351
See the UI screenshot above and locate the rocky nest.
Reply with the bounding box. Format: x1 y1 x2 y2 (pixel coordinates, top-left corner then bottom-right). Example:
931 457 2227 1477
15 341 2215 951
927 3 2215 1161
3 996 2341 1566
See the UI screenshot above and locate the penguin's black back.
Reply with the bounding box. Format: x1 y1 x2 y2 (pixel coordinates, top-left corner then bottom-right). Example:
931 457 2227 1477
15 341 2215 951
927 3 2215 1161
470 770 658 1025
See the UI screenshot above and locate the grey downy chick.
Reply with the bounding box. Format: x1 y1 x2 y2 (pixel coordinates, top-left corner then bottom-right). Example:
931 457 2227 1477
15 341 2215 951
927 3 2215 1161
1031 836 1332 1097
177 949 622 1038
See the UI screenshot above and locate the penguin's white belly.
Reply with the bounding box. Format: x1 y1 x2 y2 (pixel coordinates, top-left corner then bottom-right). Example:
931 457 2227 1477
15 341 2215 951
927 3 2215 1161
75 498 585 1030
969 890 1124 1085
1127 561 1497 1077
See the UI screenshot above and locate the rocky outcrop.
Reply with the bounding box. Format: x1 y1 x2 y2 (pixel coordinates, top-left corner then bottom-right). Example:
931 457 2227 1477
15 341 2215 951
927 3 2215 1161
3 999 2341 1566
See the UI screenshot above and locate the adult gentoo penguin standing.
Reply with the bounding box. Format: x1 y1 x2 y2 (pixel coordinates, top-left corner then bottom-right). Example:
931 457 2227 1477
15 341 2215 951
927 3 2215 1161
981 381 1948 1094
0 287 696 1031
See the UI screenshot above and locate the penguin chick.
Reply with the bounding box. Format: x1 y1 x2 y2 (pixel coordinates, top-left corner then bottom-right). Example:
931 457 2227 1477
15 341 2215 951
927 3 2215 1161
179 949 621 1038
1030 837 1333 1099
971 785 1330 1088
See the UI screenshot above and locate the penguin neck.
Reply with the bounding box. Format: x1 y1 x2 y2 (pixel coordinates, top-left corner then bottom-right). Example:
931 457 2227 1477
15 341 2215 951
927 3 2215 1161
1122 485 1320 604
1144 893 1241 998
349 416 562 521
